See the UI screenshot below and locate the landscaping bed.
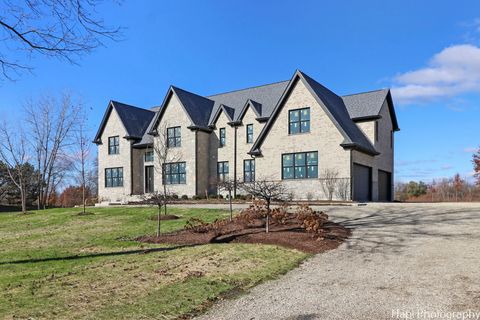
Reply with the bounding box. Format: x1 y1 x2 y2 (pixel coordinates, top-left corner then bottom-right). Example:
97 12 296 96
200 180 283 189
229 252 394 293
139 203 351 253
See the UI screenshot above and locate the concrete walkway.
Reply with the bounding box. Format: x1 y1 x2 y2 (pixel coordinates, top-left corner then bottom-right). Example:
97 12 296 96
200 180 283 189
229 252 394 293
196 203 480 320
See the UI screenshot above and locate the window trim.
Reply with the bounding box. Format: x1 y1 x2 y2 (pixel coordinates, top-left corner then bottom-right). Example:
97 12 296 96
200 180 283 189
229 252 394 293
108 136 120 155
217 161 229 181
243 159 255 182
219 127 226 147
163 162 186 185
167 126 181 148
288 107 311 135
281 151 318 180
105 167 123 187
246 124 254 144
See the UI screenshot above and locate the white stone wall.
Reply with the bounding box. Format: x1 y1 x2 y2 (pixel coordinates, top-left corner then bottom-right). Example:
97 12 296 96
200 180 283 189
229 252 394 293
152 94 197 197
97 107 132 203
255 79 351 200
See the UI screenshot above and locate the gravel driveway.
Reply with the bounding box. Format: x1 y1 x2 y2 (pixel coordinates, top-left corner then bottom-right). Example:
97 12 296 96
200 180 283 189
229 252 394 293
196 203 480 320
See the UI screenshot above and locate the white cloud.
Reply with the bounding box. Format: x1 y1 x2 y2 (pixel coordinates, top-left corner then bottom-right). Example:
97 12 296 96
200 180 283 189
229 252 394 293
464 147 479 153
391 44 480 104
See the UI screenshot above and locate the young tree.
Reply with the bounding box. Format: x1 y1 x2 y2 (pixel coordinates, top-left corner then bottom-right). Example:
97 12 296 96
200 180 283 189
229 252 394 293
72 120 91 214
0 0 122 80
240 178 288 233
0 123 31 213
217 178 236 221
473 147 480 186
320 169 339 201
453 173 464 202
24 93 82 209
152 123 182 218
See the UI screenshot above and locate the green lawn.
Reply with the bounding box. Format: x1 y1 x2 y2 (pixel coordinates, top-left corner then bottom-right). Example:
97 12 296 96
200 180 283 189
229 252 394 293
0 206 308 319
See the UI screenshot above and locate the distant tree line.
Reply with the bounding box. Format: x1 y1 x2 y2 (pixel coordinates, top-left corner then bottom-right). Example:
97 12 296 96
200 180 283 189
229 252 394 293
0 93 97 213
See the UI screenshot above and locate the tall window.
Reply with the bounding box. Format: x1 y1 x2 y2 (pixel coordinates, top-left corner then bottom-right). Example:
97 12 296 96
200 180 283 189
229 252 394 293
374 121 379 142
105 167 123 187
390 130 393 149
167 126 181 148
219 128 226 147
108 136 119 154
217 161 229 181
246 124 253 144
144 151 154 162
282 151 318 180
243 159 255 182
163 162 186 185
288 108 310 134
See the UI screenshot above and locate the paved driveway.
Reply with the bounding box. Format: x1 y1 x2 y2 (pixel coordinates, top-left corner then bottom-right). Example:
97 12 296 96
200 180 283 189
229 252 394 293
196 203 480 320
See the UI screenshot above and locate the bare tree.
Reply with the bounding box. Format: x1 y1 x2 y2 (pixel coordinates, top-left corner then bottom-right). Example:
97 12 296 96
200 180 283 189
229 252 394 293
217 178 236 221
334 178 350 201
320 169 339 201
0 122 30 213
240 178 288 233
152 123 182 218
71 119 91 214
25 93 82 209
0 0 122 80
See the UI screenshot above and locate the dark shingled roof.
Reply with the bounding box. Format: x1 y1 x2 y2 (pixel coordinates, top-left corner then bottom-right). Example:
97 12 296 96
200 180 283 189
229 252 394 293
342 89 389 119
206 80 289 124
93 101 155 144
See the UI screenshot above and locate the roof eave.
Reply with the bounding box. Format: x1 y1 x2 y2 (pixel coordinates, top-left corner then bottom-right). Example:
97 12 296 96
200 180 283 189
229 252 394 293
341 142 380 156
187 125 213 133
352 115 382 122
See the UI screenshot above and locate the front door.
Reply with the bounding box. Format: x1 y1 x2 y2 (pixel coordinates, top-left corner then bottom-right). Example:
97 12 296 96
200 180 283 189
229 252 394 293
145 166 154 193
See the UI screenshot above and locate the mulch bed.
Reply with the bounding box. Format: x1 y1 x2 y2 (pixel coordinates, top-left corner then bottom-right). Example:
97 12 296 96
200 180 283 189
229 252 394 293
149 214 180 221
137 218 350 254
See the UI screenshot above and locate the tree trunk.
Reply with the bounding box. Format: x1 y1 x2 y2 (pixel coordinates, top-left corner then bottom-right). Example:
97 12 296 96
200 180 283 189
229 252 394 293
20 187 27 214
157 205 161 237
82 182 86 214
228 189 233 221
266 200 270 233
163 183 168 216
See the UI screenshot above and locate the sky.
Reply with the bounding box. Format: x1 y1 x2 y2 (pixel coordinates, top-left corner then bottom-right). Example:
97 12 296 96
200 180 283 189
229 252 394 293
0 0 479 183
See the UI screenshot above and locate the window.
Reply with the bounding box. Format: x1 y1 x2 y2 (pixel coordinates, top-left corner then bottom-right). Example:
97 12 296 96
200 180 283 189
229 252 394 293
390 130 393 149
163 162 186 185
244 159 255 182
219 128 226 147
217 161 229 181
375 121 379 142
108 136 119 154
246 124 253 144
144 151 154 162
282 151 318 180
105 167 123 187
288 108 310 134
167 126 181 148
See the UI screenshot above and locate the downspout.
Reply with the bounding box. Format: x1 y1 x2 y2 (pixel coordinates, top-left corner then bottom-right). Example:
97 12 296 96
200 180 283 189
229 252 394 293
233 126 238 198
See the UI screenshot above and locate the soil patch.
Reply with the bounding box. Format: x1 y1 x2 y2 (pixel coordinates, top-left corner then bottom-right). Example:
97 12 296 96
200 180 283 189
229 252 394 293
138 215 350 254
149 214 180 221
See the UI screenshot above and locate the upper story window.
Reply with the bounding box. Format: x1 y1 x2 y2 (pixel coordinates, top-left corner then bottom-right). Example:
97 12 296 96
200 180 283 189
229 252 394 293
163 162 186 185
244 159 255 182
246 124 253 144
219 128 226 147
282 151 318 180
167 126 181 148
145 151 154 162
374 121 379 142
108 136 119 155
288 108 310 134
105 167 123 187
217 161 229 181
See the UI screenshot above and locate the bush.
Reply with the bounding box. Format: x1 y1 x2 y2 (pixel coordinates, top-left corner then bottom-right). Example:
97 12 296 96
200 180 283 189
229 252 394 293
181 195 189 200
217 194 224 199
192 195 206 200
235 195 246 200
171 194 179 200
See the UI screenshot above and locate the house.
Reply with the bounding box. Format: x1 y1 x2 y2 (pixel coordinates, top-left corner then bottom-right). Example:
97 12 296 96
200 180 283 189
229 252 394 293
93 70 399 204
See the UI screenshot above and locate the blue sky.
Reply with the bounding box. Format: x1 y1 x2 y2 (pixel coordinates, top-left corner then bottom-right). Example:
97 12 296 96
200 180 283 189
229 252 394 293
0 0 478 182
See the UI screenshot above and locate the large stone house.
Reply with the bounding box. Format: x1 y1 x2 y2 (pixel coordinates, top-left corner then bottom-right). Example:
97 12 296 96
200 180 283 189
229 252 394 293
94 70 399 204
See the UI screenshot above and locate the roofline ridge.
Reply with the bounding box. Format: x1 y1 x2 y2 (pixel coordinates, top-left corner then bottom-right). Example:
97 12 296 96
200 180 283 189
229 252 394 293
206 79 290 98
110 100 155 113
341 88 389 97
171 85 215 102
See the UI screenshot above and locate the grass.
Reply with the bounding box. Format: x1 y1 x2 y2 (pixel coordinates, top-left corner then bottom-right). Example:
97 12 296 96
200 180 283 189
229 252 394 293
0 206 309 319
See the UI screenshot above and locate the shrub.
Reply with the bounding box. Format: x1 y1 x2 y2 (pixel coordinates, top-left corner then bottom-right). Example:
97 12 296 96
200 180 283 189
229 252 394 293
295 204 329 236
181 195 188 200
217 194 224 199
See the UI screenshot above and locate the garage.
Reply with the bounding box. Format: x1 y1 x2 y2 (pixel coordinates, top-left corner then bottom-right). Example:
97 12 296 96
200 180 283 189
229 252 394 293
378 170 392 201
353 163 372 202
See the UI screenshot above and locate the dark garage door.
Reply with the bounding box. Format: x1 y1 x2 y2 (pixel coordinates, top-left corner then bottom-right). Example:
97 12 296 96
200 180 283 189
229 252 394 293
378 170 392 202
353 163 372 202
